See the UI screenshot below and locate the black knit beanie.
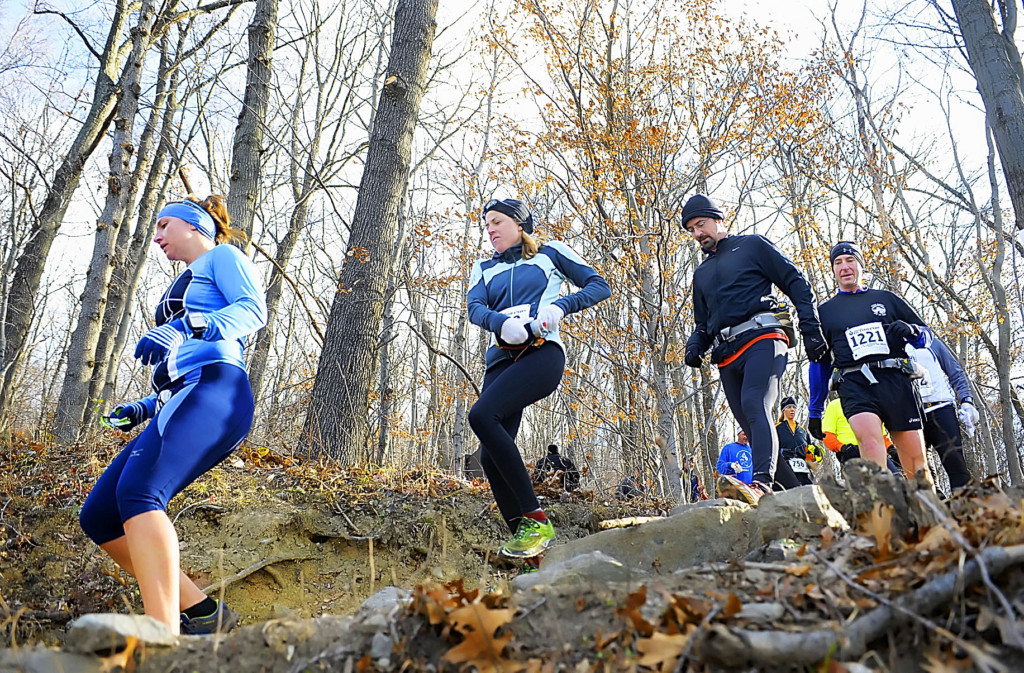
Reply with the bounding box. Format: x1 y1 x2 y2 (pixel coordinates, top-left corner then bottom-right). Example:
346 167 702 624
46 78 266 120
482 198 534 234
829 241 865 267
680 194 725 228
780 396 796 410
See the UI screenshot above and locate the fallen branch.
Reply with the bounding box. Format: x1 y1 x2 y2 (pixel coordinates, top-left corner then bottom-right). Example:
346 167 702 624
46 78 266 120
203 554 312 595
694 543 1024 670
598 516 663 529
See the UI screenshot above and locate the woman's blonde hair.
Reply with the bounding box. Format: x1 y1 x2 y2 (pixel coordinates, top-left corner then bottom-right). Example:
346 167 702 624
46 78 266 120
186 194 247 245
521 230 544 260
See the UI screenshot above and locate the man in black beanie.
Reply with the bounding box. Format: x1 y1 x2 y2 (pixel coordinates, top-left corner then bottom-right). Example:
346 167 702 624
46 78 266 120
682 194 827 505
807 240 935 488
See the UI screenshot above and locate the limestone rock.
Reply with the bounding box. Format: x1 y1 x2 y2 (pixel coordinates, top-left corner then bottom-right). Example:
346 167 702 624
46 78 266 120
512 550 637 591
0 648 103 673
754 485 850 543
65 613 177 654
544 503 755 574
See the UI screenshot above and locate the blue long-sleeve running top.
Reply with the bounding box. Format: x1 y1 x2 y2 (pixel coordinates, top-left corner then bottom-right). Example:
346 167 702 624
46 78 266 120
138 244 267 410
467 241 611 369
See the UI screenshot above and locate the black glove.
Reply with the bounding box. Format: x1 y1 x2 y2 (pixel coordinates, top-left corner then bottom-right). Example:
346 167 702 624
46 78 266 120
886 320 920 342
100 401 148 431
808 417 823 440
803 330 829 363
839 443 859 462
684 343 703 368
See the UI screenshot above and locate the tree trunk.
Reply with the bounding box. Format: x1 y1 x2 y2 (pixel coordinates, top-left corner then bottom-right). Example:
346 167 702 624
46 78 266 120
299 0 438 462
248 207 306 402
88 38 177 426
0 0 132 423
53 0 159 443
227 0 279 244
952 0 1024 230
983 124 1023 484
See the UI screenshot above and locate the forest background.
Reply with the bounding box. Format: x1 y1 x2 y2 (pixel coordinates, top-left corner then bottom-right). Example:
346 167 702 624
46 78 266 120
1 0 1022 502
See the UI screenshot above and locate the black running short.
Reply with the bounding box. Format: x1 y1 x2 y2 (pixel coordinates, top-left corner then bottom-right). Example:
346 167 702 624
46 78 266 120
837 366 923 432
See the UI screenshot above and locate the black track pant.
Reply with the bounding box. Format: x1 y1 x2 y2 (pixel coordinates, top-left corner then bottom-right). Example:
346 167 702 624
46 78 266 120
468 342 565 532
924 404 970 489
719 338 788 486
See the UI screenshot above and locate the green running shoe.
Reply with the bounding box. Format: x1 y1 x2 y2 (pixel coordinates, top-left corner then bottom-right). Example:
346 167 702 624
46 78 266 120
500 517 555 558
180 600 240 635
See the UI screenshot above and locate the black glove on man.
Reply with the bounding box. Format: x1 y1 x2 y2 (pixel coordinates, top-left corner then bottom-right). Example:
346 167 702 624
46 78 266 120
808 417 823 440
886 320 920 342
684 343 703 368
802 330 829 363
839 443 860 463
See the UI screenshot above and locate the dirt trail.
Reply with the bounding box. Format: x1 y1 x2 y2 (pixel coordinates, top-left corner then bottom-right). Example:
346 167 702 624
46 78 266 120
0 437 646 648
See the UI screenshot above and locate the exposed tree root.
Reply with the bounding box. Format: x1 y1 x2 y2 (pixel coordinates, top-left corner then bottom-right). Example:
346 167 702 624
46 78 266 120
203 554 312 595
694 543 1024 670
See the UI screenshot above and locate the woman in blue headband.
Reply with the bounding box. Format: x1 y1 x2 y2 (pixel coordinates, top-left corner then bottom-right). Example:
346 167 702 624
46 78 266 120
80 194 267 635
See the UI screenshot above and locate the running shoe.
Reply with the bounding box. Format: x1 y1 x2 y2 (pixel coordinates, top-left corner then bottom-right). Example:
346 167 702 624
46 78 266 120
716 475 772 506
180 600 240 635
500 517 556 558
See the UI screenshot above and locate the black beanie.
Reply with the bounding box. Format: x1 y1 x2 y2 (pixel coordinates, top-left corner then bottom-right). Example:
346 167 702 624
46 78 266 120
482 198 535 234
547 444 558 454
780 396 796 410
680 194 725 228
829 240 865 267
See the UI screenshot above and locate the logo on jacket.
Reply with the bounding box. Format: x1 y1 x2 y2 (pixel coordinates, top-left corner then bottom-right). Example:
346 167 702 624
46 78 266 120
871 303 886 316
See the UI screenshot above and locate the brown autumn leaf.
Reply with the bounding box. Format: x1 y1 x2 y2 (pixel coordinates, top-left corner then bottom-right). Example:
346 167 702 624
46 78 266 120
442 604 521 672
635 630 689 670
916 525 955 553
865 502 894 561
616 586 654 637
784 564 812 577
97 635 137 673
721 593 743 619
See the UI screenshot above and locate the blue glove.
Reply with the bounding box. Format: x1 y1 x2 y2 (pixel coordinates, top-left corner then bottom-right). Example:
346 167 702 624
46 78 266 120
134 319 187 365
100 401 149 431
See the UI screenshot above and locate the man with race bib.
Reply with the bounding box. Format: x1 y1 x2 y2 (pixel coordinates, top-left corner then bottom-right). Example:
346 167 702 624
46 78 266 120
809 241 935 488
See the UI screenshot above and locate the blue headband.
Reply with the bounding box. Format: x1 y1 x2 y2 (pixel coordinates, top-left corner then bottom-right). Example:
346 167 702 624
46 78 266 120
157 201 216 240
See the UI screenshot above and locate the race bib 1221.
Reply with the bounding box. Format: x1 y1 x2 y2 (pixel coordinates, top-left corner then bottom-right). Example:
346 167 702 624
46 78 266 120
845 321 889 360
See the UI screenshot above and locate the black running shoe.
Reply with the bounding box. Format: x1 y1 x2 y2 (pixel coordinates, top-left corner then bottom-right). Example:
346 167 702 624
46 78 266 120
180 600 240 635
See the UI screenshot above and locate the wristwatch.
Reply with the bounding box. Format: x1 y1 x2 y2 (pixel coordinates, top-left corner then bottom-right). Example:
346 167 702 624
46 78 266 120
185 313 208 339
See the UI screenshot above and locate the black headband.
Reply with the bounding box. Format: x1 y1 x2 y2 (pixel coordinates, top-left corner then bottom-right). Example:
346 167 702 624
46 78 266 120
482 198 534 234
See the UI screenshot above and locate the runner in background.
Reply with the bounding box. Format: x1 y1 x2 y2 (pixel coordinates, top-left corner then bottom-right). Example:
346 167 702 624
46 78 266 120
809 241 935 488
467 198 610 560
682 195 828 504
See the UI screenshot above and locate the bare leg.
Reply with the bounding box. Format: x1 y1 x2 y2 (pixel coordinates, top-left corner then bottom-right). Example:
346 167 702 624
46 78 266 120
848 413 888 468
890 429 934 488
122 510 183 634
100 535 209 612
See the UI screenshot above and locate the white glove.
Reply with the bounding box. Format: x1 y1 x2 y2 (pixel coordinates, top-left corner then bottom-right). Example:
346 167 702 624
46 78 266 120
959 402 979 438
499 316 529 345
730 462 741 474
535 304 564 335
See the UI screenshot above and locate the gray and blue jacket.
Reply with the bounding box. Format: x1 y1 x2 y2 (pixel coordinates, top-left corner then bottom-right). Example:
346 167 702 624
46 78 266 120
467 241 611 369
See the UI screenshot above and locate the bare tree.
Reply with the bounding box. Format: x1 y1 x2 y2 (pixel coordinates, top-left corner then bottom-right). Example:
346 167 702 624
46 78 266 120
949 0 1024 230
300 0 439 461
0 0 134 423
53 0 161 443
226 0 279 243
